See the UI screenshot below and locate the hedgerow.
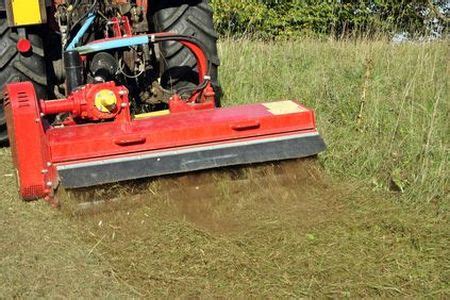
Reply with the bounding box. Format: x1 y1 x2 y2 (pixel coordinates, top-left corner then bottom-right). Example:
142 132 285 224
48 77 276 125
210 0 449 37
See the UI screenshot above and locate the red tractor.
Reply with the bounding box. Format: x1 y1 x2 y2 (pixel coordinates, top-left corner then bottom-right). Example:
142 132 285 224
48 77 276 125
1 0 325 204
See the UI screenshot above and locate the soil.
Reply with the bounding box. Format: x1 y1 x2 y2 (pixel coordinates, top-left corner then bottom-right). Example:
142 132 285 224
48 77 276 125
62 159 344 235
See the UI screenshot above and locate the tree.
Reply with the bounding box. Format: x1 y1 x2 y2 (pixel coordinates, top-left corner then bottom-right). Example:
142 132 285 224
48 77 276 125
210 0 449 37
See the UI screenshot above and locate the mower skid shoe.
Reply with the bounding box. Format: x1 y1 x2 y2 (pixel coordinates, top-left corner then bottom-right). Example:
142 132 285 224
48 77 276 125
58 132 326 188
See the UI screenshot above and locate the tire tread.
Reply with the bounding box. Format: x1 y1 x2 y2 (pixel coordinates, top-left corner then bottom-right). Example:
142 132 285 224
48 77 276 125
152 0 221 105
0 17 47 144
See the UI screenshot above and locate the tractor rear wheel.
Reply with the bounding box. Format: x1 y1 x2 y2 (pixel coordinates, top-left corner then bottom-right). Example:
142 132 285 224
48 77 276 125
152 0 222 106
0 13 47 145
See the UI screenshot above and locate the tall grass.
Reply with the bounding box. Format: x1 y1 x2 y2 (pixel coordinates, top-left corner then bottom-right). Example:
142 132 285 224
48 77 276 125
219 38 449 205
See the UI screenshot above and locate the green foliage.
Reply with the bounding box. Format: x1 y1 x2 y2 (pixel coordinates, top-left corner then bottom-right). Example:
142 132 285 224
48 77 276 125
219 38 448 204
210 0 449 37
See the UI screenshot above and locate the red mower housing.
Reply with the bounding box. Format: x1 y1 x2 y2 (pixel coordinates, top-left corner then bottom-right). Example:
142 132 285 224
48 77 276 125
4 80 325 205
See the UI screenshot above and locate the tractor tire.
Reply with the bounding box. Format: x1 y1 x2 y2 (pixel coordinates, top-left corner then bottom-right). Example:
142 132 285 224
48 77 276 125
0 13 47 145
152 0 222 106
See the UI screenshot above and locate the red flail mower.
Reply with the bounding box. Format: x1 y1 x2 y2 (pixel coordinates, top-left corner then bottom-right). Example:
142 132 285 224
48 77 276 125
2 2 325 206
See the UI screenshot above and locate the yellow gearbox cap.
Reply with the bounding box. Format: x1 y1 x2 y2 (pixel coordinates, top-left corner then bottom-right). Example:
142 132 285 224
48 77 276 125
95 89 117 113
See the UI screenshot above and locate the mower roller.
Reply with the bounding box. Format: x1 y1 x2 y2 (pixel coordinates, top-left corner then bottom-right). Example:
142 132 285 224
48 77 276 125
1 1 326 205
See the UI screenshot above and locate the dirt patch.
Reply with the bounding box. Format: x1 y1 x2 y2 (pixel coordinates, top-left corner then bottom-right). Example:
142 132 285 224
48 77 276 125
62 159 344 235
157 159 343 234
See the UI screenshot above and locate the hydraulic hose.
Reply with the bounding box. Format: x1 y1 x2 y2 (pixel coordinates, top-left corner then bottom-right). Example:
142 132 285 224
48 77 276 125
72 33 213 97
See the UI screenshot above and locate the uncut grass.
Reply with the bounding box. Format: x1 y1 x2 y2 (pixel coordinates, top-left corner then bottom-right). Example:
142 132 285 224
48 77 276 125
219 38 449 205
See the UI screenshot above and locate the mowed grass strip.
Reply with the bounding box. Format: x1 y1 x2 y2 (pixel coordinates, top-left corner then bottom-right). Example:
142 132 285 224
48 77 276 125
63 159 448 298
0 148 133 297
0 39 448 297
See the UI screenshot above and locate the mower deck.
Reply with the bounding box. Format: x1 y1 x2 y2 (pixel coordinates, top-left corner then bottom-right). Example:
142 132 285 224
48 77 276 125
51 100 325 187
5 82 325 203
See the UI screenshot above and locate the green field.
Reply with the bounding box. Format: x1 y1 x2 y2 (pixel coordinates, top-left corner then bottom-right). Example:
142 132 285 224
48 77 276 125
0 39 448 297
